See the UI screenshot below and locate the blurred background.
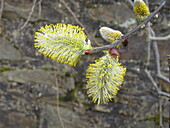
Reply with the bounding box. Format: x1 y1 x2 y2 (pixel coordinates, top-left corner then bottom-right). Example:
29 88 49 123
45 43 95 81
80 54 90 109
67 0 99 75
0 0 169 128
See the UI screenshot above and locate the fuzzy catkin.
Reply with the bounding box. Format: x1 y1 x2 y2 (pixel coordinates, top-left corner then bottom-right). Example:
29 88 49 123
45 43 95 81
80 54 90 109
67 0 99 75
34 23 92 66
86 53 126 104
99 27 123 48
133 0 150 22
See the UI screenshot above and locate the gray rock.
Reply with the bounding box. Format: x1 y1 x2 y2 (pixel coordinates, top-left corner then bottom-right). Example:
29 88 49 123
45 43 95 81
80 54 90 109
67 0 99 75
39 104 90 128
133 121 157 128
0 111 35 128
1 69 75 91
0 41 22 60
1 69 55 86
88 3 135 26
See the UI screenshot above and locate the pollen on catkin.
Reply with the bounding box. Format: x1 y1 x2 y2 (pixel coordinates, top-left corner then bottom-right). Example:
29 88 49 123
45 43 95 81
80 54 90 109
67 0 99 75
86 53 126 104
133 0 150 22
99 27 123 48
34 23 92 66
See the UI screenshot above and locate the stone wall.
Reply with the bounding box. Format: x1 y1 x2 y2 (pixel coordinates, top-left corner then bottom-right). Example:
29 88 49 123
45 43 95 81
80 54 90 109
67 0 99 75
0 0 169 128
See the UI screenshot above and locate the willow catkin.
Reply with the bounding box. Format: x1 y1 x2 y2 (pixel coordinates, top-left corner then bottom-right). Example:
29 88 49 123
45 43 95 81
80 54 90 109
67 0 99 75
99 27 123 48
133 0 150 22
34 23 92 66
86 53 126 104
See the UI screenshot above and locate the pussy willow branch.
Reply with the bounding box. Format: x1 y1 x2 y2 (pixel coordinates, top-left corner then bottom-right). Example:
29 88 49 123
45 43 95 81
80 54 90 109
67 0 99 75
90 0 168 53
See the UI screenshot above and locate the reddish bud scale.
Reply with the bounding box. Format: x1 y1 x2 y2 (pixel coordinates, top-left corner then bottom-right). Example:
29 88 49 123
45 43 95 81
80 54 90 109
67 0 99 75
122 39 129 46
109 48 120 59
85 50 92 55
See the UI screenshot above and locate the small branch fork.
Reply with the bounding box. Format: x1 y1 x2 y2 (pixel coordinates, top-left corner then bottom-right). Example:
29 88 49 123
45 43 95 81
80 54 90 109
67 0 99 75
89 0 168 53
145 23 169 128
144 0 169 127
145 25 170 97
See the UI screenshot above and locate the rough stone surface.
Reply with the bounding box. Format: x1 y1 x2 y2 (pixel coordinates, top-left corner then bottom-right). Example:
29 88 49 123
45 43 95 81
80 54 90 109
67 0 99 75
0 0 169 128
0 40 22 60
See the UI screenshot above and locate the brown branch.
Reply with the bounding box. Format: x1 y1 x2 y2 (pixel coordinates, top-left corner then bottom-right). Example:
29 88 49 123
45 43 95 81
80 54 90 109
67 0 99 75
90 0 168 53
18 0 37 31
0 0 4 20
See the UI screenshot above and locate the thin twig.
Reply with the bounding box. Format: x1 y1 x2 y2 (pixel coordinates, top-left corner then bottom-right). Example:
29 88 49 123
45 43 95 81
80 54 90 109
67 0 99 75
0 0 4 20
146 25 152 67
60 0 101 46
144 0 170 103
90 0 168 53
55 74 65 128
18 0 37 31
145 69 170 98
157 74 169 83
159 96 164 128
126 0 133 7
150 28 170 83
125 0 133 10
38 0 43 17
153 41 161 75
39 105 46 128
60 0 84 28
150 34 170 41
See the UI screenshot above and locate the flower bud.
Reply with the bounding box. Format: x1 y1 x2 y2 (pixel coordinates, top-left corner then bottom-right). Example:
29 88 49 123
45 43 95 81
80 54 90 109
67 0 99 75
109 48 120 59
99 27 123 47
133 0 150 22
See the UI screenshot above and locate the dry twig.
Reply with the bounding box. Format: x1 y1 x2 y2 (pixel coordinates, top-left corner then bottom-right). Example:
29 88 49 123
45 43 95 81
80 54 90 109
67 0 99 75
38 0 43 17
144 1 170 126
150 34 170 41
0 0 4 20
54 72 65 128
159 97 164 128
145 69 170 98
18 0 37 31
125 0 133 8
150 28 170 83
60 0 101 46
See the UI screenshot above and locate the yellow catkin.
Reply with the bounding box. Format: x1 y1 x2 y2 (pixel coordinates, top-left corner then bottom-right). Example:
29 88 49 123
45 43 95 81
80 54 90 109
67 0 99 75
86 53 126 104
34 23 92 66
99 27 123 48
133 0 150 22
